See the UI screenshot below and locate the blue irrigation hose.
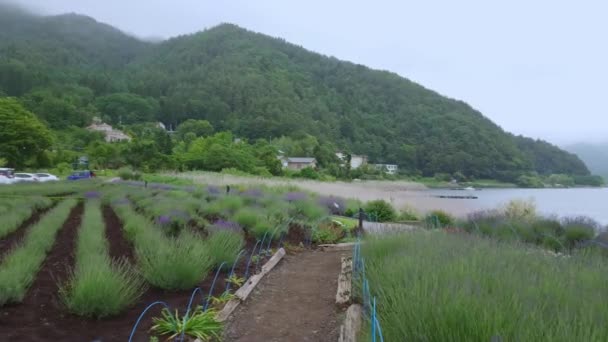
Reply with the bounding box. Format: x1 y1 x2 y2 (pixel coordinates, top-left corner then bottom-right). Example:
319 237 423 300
375 315 385 342
255 235 267 271
225 250 245 292
259 232 268 254
278 231 286 248
180 287 204 342
371 297 377 342
184 287 203 316
265 226 281 253
244 240 261 279
128 301 171 342
204 262 227 311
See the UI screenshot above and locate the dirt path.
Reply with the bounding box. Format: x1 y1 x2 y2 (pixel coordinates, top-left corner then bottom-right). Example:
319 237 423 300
225 249 344 342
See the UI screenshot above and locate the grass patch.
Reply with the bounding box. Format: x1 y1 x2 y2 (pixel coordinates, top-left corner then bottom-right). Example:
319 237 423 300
360 231 608 341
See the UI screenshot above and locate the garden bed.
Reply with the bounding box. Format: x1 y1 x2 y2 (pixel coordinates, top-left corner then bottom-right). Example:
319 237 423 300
0 181 340 341
0 204 276 341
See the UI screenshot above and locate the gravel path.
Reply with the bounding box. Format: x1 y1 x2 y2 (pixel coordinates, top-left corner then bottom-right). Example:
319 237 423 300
225 250 344 342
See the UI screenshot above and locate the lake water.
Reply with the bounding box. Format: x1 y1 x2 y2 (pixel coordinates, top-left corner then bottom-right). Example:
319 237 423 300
425 188 608 226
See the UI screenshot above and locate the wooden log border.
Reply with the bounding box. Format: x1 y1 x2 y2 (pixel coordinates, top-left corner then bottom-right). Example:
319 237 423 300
216 247 286 322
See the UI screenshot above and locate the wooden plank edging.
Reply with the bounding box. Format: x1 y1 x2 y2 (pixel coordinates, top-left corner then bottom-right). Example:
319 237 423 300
320 242 357 251
216 247 286 322
338 304 362 342
336 256 353 305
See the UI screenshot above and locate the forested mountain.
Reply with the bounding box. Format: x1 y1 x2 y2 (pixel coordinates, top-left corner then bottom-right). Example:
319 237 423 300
564 142 608 179
0 3 591 180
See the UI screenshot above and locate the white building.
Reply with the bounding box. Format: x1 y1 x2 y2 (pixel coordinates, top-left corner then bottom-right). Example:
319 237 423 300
87 120 131 142
375 164 399 175
336 152 368 169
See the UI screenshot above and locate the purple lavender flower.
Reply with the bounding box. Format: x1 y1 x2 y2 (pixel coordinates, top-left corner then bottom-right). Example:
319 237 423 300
241 188 264 199
207 185 220 195
284 192 308 202
84 191 101 199
318 196 346 215
210 219 242 234
156 215 172 226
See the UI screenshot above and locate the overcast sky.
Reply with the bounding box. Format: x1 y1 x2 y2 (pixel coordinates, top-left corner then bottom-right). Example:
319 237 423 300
12 0 608 145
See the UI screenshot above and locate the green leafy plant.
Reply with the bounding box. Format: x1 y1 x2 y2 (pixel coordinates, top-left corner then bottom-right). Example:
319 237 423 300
151 306 223 341
211 291 237 306
226 274 246 288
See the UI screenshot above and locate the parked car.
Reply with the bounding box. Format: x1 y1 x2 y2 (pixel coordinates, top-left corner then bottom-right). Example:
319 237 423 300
0 168 15 185
67 170 96 181
14 173 39 183
35 173 59 182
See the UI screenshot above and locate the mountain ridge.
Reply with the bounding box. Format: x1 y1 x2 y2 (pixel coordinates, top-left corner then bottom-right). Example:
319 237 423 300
0 4 591 180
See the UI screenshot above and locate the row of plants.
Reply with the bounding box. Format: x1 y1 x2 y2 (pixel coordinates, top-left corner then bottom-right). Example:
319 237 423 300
108 195 216 291
0 196 53 239
117 180 356 244
359 231 608 341
59 199 147 317
0 199 77 305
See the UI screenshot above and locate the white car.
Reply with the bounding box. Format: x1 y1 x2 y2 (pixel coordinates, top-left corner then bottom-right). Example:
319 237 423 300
13 173 39 183
35 173 59 182
0 168 16 185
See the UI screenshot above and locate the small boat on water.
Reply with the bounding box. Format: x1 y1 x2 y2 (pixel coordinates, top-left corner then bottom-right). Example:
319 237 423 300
436 195 478 199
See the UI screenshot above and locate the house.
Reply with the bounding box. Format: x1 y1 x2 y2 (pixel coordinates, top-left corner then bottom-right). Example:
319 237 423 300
375 164 399 175
284 157 317 170
87 119 131 142
335 152 368 169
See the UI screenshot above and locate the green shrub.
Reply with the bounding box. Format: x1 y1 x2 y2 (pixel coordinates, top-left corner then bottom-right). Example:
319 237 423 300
312 223 342 244
562 217 597 249
251 219 275 240
117 167 141 181
232 208 260 229
364 200 397 222
136 232 213 290
424 210 454 228
291 200 328 222
398 205 420 221
206 231 244 267
296 167 319 179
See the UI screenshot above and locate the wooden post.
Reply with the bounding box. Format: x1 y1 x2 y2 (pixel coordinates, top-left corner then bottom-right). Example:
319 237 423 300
358 208 363 231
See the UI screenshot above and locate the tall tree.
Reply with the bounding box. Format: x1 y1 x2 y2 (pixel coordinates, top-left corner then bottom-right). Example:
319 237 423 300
0 98 53 168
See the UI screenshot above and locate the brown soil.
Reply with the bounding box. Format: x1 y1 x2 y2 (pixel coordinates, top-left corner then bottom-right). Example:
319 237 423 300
285 223 312 246
102 205 135 261
0 205 279 342
0 205 54 262
224 250 344 342
0 202 83 341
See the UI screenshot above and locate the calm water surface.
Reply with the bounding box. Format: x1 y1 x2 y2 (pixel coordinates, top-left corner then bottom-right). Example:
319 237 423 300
424 187 608 225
